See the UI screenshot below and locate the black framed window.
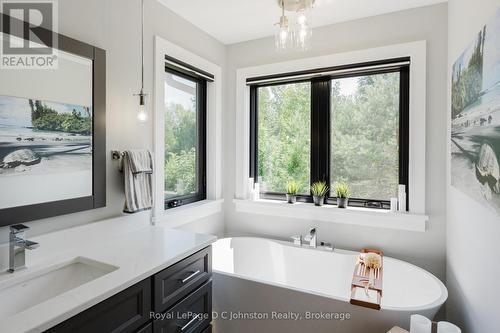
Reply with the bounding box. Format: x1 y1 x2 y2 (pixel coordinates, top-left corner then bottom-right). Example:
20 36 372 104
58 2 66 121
249 58 410 210
164 66 207 209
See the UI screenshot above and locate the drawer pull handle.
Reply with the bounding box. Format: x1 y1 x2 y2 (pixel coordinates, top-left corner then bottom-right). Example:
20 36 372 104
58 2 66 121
181 314 201 331
181 270 201 283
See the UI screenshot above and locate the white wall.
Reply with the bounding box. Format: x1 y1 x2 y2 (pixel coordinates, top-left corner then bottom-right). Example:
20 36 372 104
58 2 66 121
447 1 500 332
224 4 449 281
0 0 226 244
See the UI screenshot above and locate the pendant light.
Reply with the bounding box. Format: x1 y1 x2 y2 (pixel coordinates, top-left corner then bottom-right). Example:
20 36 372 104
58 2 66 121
275 0 290 52
275 0 315 52
136 0 148 122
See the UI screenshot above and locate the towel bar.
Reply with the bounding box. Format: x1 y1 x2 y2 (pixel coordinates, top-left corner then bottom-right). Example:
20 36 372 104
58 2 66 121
111 150 125 160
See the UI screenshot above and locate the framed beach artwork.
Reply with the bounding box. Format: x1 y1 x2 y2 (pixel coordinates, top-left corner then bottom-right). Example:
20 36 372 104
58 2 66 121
451 8 500 215
0 14 106 226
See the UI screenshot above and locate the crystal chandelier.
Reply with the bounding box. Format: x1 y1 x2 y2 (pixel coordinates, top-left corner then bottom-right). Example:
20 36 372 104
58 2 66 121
275 0 314 52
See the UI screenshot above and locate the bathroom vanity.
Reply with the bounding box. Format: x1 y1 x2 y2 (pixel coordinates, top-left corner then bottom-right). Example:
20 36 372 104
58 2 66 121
0 215 216 333
48 246 213 333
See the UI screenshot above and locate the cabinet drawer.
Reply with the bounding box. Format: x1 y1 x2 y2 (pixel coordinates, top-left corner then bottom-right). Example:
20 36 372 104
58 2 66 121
47 278 151 333
154 247 211 312
153 280 212 333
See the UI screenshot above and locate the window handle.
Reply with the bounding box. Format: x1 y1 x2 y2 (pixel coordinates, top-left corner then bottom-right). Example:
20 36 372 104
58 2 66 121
365 201 382 209
168 199 183 208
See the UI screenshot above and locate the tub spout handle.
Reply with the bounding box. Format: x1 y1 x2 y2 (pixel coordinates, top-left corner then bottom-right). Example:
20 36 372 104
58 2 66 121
304 227 317 248
291 235 302 246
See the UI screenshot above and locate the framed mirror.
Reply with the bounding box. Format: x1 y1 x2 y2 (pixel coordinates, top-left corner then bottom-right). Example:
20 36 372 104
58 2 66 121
0 14 106 226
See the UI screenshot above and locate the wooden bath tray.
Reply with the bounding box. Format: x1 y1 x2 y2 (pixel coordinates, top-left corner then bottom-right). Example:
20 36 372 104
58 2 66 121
350 248 384 310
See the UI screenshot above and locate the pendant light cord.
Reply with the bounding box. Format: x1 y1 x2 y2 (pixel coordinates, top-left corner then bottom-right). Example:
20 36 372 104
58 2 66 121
281 0 285 20
140 0 155 225
141 0 145 92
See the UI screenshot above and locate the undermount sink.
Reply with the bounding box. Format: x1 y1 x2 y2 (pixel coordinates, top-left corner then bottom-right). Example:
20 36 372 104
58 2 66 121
0 257 118 319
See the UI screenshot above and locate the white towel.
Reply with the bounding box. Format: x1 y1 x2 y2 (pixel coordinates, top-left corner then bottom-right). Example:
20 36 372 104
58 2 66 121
120 150 153 213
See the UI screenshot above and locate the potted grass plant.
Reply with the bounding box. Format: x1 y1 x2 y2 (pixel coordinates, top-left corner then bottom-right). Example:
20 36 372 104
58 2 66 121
334 182 350 208
286 180 300 204
311 181 329 206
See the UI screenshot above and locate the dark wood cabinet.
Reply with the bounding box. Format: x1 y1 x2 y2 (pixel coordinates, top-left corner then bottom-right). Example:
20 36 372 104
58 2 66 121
47 278 151 333
45 246 212 333
153 281 212 333
154 246 211 313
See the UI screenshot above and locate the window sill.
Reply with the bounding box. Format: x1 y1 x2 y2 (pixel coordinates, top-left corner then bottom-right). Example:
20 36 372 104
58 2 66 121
156 199 224 228
233 199 428 232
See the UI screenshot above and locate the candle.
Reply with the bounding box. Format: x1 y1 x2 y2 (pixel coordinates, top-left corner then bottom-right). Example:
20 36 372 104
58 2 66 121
248 178 254 199
398 184 406 195
437 322 461 333
410 314 432 333
398 193 407 212
390 198 398 212
253 183 260 201
398 184 407 212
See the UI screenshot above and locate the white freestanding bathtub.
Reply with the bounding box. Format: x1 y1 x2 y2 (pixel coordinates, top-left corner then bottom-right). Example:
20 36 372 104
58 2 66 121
212 237 447 333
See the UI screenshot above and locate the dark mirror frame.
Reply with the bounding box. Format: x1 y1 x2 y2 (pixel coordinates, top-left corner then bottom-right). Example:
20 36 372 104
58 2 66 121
0 14 106 226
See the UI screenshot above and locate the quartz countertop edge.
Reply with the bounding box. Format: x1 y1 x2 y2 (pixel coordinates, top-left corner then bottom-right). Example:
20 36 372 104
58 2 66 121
0 214 217 333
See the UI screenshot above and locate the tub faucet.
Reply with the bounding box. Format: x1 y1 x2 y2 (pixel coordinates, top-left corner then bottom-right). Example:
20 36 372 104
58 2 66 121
8 224 39 273
304 227 317 248
290 235 303 246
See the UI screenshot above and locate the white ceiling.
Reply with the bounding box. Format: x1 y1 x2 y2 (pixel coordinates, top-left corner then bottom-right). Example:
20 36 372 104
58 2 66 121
159 0 447 45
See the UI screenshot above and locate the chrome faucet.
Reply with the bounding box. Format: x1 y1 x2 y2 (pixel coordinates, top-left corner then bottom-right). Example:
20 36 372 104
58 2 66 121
8 224 39 273
304 227 317 248
290 227 333 251
290 235 303 246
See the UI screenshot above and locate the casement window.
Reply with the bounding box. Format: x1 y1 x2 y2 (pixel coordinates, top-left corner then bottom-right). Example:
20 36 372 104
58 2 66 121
249 58 410 209
163 57 210 209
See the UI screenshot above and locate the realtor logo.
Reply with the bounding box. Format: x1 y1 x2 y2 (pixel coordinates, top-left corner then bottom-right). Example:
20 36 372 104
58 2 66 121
1 0 58 69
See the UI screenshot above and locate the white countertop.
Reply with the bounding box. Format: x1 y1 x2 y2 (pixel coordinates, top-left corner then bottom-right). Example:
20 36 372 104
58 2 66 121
0 215 217 333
